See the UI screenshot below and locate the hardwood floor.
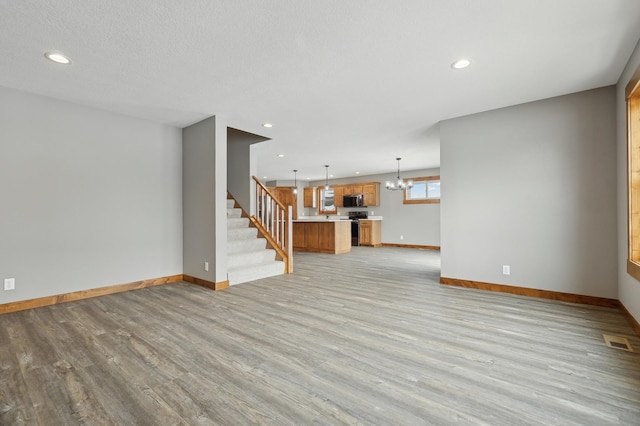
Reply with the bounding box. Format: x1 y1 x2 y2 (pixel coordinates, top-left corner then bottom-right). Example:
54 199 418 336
1 247 639 425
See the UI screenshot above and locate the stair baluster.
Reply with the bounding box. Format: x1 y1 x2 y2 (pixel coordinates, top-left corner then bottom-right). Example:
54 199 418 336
251 177 293 273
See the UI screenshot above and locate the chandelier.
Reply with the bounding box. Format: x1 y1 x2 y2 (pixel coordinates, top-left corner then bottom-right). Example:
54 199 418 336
385 157 413 191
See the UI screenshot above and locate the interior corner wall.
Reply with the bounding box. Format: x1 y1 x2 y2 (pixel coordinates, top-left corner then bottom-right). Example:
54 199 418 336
227 134 251 211
0 86 183 304
440 86 617 298
249 145 258 215
227 128 268 214
183 116 227 283
617 38 640 322
213 118 228 283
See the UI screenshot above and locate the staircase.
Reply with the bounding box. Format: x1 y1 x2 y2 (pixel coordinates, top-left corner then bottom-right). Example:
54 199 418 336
227 199 285 285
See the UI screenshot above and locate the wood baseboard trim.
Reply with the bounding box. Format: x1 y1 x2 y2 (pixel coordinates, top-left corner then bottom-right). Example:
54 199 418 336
0 274 184 315
382 243 440 251
183 275 229 291
619 302 640 337
439 277 621 309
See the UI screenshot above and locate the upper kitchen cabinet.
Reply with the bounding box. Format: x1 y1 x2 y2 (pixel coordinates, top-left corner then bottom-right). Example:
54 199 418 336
307 182 381 212
341 182 380 206
348 184 363 195
333 186 344 207
362 183 380 207
304 187 317 208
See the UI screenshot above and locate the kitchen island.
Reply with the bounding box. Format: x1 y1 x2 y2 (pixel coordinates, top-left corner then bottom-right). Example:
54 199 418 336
292 220 351 254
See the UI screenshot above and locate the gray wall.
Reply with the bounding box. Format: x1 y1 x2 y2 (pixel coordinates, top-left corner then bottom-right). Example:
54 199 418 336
227 128 268 214
183 116 228 283
0 86 183 304
307 168 441 247
617 38 640 322
440 86 617 298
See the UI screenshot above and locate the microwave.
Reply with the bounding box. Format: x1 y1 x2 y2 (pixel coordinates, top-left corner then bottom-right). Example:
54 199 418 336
343 194 364 207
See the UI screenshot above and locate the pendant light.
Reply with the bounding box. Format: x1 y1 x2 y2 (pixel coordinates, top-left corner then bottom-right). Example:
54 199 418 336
292 169 298 194
324 165 330 190
385 157 413 191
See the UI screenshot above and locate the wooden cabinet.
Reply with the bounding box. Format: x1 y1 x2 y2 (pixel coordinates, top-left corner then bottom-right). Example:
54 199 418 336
293 221 351 254
362 183 380 207
303 187 316 208
304 182 381 212
333 186 344 207
339 182 380 206
318 223 337 251
349 184 363 195
359 221 371 245
359 220 381 247
271 186 298 219
293 222 319 249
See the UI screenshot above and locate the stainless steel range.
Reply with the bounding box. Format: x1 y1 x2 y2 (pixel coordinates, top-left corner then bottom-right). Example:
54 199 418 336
348 211 368 246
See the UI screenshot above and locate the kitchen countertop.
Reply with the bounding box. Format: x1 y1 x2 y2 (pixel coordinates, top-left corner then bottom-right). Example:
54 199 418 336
294 216 383 222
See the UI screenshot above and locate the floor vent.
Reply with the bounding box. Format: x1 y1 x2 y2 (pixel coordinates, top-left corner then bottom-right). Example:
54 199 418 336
603 334 634 352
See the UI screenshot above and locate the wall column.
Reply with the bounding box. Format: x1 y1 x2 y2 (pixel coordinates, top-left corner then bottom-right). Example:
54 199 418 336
183 115 228 288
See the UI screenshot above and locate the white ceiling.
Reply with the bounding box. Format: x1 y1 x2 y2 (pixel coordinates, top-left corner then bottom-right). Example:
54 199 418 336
2 1 640 181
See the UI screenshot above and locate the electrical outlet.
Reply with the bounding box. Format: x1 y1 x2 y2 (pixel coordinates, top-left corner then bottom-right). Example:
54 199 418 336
4 278 15 291
204 262 209 272
502 265 511 275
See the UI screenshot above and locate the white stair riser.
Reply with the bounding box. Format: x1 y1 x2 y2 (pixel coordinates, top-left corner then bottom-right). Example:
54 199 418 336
228 249 276 268
227 227 258 240
227 208 242 218
226 199 236 209
227 238 267 254
227 217 250 229
228 261 285 285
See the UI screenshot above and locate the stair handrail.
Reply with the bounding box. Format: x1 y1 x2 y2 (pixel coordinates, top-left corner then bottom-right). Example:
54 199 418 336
251 176 293 273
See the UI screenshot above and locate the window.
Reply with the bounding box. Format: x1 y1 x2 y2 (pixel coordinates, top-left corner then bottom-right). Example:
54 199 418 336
403 176 440 204
627 63 640 280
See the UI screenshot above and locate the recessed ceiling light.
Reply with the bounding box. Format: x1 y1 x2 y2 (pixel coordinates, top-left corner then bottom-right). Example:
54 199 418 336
451 58 471 69
45 51 71 64
262 123 273 128
355 171 360 174
277 154 285 158
263 176 268 179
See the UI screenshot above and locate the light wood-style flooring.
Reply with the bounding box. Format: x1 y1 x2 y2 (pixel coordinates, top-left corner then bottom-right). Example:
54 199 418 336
1 247 639 425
